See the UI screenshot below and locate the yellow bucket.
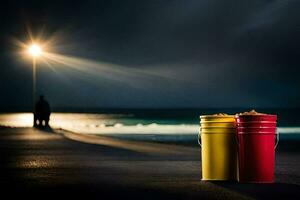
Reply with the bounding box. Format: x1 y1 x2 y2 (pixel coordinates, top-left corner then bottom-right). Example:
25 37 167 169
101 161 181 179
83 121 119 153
200 127 236 133
200 115 235 123
200 122 236 128
199 115 237 181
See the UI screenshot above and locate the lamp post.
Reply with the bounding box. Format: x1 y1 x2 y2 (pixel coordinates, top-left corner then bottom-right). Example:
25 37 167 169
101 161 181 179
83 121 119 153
27 44 42 126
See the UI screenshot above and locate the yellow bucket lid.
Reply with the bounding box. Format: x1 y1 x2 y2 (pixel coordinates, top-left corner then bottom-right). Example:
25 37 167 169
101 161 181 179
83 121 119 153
200 115 235 122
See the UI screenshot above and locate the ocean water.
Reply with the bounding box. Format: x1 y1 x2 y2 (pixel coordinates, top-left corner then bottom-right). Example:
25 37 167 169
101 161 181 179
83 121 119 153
0 113 299 138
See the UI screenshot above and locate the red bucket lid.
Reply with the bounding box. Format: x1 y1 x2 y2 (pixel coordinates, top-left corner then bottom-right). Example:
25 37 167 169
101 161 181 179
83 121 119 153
236 115 277 122
235 110 277 122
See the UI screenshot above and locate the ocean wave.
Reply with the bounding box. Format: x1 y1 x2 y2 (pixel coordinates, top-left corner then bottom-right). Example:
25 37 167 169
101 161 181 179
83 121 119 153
59 124 300 135
59 123 199 135
0 113 299 135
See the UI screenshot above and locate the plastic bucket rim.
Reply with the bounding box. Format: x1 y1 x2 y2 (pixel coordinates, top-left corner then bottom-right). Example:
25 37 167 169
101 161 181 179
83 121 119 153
200 115 235 119
200 122 236 127
200 130 236 134
237 131 276 134
237 124 277 128
201 131 237 134
200 127 236 129
201 126 236 129
237 127 277 129
236 120 277 122
236 120 277 124
235 114 277 117
200 128 236 131
200 121 235 123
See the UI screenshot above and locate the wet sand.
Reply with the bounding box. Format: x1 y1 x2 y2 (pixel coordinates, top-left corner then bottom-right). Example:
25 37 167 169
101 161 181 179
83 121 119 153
0 127 300 199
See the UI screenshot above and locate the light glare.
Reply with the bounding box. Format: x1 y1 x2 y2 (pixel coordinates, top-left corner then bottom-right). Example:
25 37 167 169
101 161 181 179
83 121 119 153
28 44 42 57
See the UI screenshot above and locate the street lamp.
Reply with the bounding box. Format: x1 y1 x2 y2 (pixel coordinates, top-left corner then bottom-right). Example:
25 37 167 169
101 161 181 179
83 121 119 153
27 43 43 126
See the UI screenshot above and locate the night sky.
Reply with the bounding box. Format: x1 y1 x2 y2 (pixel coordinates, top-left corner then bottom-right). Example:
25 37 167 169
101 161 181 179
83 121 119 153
1 0 300 109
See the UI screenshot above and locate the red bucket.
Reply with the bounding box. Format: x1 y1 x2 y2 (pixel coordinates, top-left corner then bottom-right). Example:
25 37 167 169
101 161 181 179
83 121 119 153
236 122 277 128
237 127 276 133
235 114 278 183
236 114 277 123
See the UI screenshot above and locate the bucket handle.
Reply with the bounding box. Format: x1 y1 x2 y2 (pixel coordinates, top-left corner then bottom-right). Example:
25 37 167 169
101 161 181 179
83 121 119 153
275 128 279 149
198 127 202 147
235 131 240 147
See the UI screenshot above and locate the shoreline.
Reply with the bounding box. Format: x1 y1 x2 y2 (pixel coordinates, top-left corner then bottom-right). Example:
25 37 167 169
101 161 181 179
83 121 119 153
2 125 300 145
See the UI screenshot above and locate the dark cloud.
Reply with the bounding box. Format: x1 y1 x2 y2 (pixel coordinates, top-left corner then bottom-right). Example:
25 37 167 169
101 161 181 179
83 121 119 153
0 0 299 109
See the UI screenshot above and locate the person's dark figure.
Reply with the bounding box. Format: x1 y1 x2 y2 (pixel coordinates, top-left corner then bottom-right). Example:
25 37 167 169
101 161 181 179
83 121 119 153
34 95 51 128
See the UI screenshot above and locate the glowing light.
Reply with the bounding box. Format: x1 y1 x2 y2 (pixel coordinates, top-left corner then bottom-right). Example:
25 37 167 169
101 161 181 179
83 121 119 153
28 44 42 57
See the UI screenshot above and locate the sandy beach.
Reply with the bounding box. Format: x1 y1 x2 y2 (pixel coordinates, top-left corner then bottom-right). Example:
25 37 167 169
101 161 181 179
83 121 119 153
1 127 300 199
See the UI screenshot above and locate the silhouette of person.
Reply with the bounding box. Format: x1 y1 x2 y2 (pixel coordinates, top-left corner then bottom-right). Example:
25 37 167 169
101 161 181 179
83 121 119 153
34 95 51 128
